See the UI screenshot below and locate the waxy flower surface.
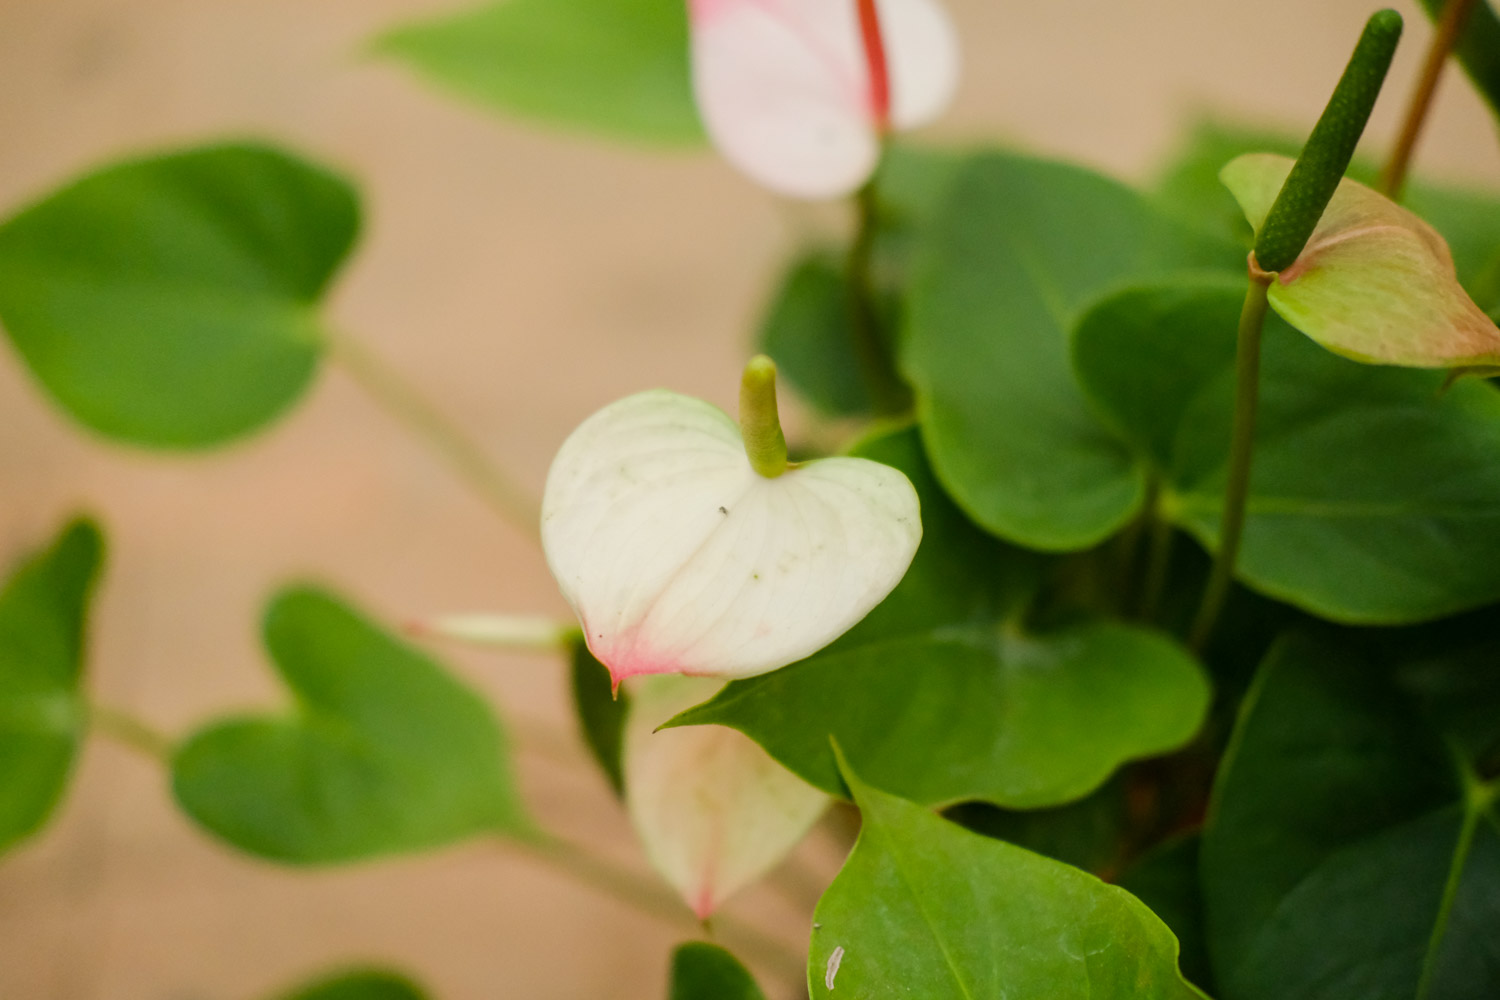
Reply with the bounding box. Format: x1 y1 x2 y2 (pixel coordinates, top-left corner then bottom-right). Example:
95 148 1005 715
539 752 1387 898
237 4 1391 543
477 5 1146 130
541 384 921 687
688 0 959 199
1223 152 1500 368
623 675 827 918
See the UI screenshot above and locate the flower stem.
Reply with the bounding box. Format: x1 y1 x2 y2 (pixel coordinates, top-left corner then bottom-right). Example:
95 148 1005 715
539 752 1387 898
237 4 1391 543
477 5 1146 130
516 834 805 984
1137 498 1176 623
1189 275 1271 652
1380 0 1478 198
328 332 541 542
847 179 912 416
88 702 174 763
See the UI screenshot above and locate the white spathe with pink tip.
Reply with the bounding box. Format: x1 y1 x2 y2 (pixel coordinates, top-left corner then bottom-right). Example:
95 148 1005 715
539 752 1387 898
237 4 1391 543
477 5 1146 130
688 0 960 199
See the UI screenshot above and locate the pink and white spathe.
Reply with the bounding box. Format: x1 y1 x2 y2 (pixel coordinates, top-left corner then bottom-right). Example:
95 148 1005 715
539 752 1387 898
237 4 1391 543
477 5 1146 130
689 0 960 199
623 675 827 918
541 389 920 689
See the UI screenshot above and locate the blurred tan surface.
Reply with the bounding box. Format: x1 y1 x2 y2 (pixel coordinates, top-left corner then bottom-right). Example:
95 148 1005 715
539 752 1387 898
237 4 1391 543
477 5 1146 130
0 1 1496 998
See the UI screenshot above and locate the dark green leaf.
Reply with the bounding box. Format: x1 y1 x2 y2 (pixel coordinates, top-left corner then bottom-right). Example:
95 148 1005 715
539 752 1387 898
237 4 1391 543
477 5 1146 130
668 427 1209 809
374 0 702 145
668 942 766 1000
1200 632 1500 1000
0 520 102 855
0 144 355 448
1419 0 1500 123
808 753 1206 999
172 587 529 864
755 252 873 417
271 968 428 1000
1073 280 1500 623
570 636 628 797
903 150 1240 550
1153 119 1500 309
1118 834 1213 992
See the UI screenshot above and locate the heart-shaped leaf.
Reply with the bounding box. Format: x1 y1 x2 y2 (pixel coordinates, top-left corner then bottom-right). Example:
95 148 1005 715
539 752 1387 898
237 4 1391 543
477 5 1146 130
688 0 959 198
755 252 874 418
669 427 1209 809
172 587 528 864
0 519 102 855
808 752 1206 999
669 942 767 1000
374 0 704 145
1073 279 1500 623
270 968 428 1000
624 675 827 917
1201 633 1499 1000
542 388 921 684
0 143 356 448
902 149 1241 550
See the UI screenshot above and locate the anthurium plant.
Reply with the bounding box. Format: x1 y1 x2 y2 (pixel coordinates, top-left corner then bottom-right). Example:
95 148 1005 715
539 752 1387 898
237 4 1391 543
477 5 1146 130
3 1 1500 998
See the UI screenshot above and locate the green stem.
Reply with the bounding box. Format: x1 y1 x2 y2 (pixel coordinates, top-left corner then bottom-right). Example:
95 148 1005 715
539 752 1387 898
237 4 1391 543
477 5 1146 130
88 703 174 762
1381 0 1478 198
1189 276 1271 652
328 331 542 542
1415 764 1495 1000
516 835 805 984
847 176 912 416
1138 495 1176 623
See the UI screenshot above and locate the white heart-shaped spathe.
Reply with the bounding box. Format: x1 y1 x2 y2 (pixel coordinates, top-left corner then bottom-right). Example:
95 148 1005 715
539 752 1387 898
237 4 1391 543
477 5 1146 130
623 675 828 918
542 389 921 685
688 0 960 199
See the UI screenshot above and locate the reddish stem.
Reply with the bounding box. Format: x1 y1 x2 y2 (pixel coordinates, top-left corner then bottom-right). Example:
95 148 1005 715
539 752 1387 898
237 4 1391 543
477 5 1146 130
855 0 892 130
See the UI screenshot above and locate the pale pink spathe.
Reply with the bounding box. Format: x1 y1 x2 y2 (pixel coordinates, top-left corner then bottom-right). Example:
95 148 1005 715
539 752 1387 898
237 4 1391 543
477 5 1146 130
688 0 959 199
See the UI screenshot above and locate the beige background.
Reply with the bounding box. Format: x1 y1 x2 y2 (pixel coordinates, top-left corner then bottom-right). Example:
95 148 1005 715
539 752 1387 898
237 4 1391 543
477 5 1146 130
0 1 1496 997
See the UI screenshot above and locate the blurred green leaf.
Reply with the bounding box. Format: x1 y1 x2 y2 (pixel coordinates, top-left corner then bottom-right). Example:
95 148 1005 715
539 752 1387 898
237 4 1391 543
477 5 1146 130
272 968 428 1000
1419 0 1500 123
1153 119 1500 310
1118 834 1213 992
1073 279 1500 623
0 519 102 855
668 427 1208 809
173 587 529 864
569 637 628 797
755 251 873 418
374 0 703 145
0 143 356 448
1201 633 1499 1000
903 150 1240 551
808 754 1206 999
668 942 766 1000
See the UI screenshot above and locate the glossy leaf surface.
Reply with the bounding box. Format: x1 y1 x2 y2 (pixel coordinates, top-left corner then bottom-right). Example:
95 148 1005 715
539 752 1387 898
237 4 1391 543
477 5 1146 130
670 428 1209 808
1074 280 1500 623
173 587 528 863
668 942 766 1000
903 150 1239 550
376 0 703 145
0 144 354 447
1201 633 1500 1000
808 754 1206 999
0 520 102 855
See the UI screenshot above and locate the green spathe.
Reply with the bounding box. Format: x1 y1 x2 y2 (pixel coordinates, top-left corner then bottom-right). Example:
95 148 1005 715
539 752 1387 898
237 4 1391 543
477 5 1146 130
0 519 102 855
172 587 529 863
808 751 1206 999
0 143 355 448
1222 153 1500 368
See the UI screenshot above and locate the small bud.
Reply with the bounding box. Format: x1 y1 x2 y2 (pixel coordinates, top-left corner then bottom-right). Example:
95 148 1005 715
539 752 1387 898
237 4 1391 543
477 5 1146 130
1223 153 1500 368
687 0 959 199
623 676 827 918
541 386 921 686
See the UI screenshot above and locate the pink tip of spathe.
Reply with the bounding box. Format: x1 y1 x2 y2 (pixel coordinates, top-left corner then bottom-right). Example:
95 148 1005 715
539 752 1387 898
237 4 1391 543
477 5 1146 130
692 882 718 921
687 0 733 24
587 629 685 694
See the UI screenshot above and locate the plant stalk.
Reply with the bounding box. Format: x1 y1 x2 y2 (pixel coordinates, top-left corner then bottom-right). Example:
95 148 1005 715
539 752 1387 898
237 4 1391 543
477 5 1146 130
88 703 174 762
1189 275 1271 652
1381 0 1478 198
516 835 805 984
847 180 912 416
328 332 541 542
